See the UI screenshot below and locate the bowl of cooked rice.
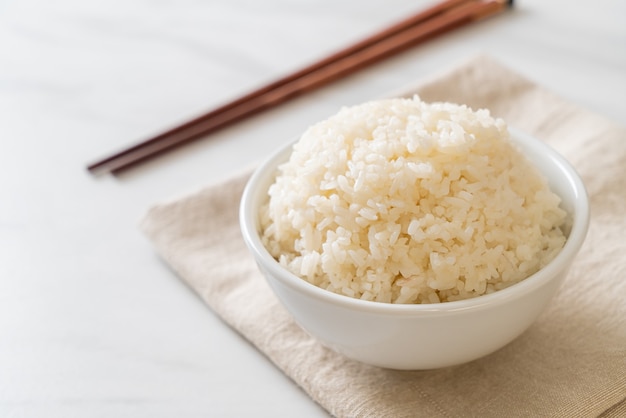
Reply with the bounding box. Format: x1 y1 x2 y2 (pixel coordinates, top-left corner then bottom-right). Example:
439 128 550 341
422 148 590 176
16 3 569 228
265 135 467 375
239 97 589 370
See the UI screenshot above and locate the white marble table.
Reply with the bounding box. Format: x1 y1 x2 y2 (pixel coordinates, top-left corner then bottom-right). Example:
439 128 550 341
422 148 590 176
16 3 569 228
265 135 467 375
1 0 624 416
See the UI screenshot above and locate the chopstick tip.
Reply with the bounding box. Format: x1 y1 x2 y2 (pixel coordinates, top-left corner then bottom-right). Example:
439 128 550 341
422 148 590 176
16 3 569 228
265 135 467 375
495 0 514 7
86 159 116 177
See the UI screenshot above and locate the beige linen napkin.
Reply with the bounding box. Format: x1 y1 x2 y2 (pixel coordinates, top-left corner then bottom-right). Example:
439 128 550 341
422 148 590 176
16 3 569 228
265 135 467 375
141 55 626 417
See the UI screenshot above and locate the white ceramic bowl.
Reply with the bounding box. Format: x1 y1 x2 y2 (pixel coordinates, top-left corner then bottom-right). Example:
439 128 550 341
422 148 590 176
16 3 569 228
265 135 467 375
239 129 589 370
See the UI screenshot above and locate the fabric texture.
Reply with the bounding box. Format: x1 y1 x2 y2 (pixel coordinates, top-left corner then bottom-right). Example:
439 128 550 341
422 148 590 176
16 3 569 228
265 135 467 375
141 55 626 418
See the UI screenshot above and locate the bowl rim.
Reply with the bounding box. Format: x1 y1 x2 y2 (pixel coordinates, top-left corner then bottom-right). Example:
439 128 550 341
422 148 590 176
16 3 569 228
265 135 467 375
239 128 590 315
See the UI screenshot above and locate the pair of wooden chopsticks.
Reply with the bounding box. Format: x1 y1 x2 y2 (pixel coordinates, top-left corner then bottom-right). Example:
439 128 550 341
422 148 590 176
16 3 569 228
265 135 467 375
87 0 513 175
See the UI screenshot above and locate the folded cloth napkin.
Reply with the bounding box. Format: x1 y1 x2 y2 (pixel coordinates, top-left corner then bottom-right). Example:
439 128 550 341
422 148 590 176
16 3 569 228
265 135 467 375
141 55 626 418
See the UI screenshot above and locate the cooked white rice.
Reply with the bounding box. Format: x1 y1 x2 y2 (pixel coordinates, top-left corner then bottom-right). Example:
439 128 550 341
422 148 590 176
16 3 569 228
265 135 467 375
260 97 567 304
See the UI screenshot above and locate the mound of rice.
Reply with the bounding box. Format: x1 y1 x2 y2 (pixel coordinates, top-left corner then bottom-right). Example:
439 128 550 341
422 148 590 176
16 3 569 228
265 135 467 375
260 97 567 304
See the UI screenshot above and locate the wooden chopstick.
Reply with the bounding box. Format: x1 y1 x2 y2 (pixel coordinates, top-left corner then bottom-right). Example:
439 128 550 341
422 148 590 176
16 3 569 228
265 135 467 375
87 0 513 175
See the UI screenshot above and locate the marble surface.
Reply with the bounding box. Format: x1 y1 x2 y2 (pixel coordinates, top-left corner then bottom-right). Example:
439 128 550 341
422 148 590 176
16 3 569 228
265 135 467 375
1 0 624 416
